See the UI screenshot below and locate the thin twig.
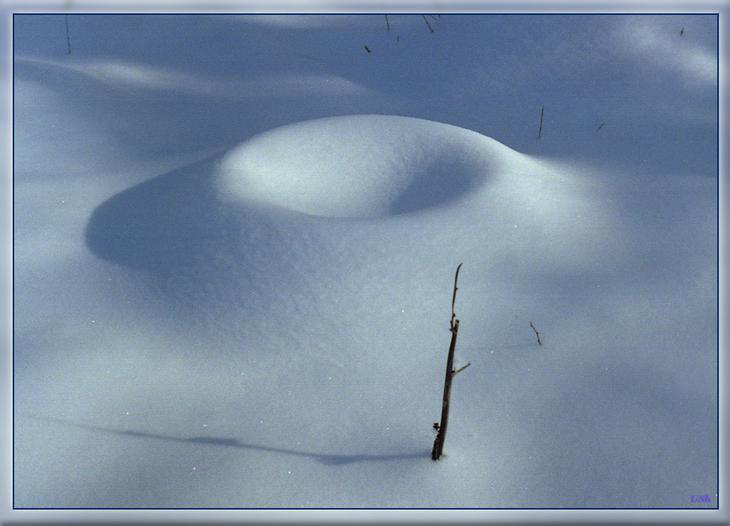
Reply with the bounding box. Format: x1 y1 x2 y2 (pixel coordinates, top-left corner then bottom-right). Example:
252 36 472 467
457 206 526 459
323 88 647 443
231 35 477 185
596 122 605 131
452 362 471 375
65 14 71 55
422 15 435 33
537 105 544 139
450 263 462 330
529 321 542 346
385 14 390 31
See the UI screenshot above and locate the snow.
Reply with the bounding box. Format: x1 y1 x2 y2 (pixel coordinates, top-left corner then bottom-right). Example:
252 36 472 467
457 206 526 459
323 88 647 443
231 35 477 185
216 115 518 218
11 13 717 510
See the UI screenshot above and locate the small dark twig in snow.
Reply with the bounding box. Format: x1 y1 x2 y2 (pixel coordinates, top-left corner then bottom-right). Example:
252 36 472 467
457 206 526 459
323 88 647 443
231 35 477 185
680 27 684 36
529 321 542 346
65 14 72 54
385 14 390 31
452 362 471 375
422 15 435 33
537 105 544 139
596 122 605 131
364 45 371 53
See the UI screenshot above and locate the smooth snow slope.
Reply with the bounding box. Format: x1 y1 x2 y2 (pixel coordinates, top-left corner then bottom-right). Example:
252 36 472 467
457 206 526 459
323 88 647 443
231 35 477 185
12 14 717 509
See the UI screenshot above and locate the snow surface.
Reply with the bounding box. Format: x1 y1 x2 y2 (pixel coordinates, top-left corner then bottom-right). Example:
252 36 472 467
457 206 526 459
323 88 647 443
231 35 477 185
12 14 717 508
217 115 519 218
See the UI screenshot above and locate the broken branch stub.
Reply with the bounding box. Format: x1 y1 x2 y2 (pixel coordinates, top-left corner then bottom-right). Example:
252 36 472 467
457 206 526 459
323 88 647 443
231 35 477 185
453 362 471 375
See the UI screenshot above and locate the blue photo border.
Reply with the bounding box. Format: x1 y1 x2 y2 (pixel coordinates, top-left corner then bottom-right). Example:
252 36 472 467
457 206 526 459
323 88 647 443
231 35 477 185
2 3 726 524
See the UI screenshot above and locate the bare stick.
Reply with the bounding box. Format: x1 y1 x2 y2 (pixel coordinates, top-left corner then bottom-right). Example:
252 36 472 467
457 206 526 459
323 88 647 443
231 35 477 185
537 105 544 139
64 14 71 55
450 262 462 330
432 319 459 460
422 15 435 33
364 45 371 53
385 14 390 31
529 321 542 346
596 122 605 131
433 263 466 461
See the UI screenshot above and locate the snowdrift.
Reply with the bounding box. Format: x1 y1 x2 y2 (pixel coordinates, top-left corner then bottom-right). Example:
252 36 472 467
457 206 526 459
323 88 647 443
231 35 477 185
216 115 522 218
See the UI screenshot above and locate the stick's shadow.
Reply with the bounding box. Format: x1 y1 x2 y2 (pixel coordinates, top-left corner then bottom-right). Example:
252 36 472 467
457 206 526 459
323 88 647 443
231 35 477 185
38 417 429 466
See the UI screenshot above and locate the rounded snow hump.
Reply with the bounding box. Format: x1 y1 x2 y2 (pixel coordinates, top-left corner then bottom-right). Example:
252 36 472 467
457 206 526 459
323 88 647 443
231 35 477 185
215 114 523 219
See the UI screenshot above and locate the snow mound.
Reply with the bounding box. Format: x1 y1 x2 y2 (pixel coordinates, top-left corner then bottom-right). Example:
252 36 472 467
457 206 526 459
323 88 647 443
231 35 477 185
216 115 520 218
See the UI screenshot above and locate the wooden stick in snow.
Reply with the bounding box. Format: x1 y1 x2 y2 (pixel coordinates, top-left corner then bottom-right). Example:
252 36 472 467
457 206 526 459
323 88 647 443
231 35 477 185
432 263 465 461
385 14 390 31
538 105 544 139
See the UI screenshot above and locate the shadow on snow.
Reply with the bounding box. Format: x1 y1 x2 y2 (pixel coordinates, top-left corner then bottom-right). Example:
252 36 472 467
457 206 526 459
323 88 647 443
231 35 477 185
38 417 430 466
